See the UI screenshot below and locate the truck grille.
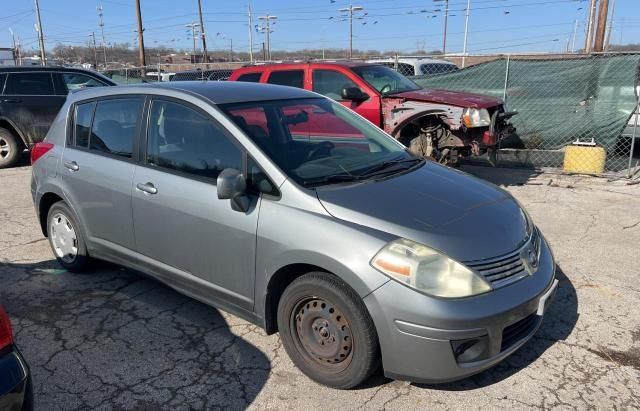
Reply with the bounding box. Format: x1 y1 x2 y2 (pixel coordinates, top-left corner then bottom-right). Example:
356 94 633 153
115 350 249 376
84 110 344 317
464 228 540 289
501 313 540 351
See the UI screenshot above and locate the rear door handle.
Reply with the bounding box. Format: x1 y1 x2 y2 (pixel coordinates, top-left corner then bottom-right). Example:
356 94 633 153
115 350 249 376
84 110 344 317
63 161 79 171
136 182 158 195
1 99 22 104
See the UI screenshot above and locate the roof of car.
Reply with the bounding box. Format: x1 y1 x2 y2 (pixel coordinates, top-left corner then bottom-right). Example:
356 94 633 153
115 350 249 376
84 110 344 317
69 81 319 105
240 60 376 69
0 66 98 73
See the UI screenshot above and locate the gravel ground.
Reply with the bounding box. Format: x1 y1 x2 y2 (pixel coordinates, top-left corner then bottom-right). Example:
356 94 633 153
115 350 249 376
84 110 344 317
1 164 639 410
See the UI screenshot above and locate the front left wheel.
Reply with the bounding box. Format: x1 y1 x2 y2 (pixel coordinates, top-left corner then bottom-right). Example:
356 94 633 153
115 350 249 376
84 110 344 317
277 272 380 389
46 201 91 272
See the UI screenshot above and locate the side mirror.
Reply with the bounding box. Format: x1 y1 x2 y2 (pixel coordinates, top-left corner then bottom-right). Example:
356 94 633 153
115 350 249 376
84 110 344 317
217 168 250 212
341 87 369 102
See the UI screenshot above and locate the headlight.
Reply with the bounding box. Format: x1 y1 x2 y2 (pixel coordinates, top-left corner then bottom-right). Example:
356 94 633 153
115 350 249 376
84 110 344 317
371 239 492 298
462 108 491 127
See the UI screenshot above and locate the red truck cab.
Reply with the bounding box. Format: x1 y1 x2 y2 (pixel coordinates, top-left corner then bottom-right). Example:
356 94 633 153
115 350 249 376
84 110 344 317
229 61 516 164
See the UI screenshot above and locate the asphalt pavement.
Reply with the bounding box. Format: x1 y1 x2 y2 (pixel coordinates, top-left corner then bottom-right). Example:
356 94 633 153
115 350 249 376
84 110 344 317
1 165 639 410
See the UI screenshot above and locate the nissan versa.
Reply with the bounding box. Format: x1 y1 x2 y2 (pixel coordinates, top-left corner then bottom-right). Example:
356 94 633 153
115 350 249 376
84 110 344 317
30 82 558 389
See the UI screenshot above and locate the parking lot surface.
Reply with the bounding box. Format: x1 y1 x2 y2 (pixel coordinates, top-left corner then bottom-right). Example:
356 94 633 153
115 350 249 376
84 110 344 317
1 165 639 410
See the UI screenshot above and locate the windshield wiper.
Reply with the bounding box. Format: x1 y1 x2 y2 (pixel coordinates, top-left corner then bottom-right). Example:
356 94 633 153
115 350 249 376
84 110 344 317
358 157 424 178
302 173 364 187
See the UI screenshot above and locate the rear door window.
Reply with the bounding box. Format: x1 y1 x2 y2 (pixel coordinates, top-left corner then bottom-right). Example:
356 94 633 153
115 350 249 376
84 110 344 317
266 70 304 89
89 98 142 158
236 72 262 82
0 73 6 94
4 72 54 95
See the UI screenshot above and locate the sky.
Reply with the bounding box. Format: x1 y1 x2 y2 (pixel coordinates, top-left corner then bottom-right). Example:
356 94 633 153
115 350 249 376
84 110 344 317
1 0 639 56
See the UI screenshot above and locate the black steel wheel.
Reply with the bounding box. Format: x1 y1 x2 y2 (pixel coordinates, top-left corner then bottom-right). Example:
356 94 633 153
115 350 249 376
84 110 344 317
277 272 380 389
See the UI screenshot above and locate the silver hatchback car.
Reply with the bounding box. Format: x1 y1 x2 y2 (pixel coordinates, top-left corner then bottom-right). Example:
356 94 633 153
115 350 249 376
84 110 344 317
31 82 557 389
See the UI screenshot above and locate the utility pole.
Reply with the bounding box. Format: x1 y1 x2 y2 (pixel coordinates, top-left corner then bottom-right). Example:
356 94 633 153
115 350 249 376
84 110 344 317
196 0 208 63
34 0 46 65
89 32 98 69
257 14 277 60
229 38 233 62
185 23 200 62
604 0 616 50
97 5 108 67
442 0 449 55
262 42 266 61
338 4 364 59
135 0 146 67
585 0 598 53
593 0 609 52
248 5 253 63
461 0 471 67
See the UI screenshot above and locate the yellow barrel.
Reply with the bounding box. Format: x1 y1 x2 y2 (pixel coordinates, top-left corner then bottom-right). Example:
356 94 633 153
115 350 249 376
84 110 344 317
563 144 606 174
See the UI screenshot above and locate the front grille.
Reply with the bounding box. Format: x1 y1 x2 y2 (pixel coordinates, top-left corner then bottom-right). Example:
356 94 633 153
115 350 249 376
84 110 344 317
501 313 539 351
465 249 528 288
464 228 541 289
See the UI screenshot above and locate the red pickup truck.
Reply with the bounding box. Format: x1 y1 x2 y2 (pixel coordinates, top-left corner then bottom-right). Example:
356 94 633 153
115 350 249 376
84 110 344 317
229 61 516 164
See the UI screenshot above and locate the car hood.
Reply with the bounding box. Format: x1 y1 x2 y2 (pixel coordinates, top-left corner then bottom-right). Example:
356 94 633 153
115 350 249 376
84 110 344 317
315 162 529 262
389 88 502 109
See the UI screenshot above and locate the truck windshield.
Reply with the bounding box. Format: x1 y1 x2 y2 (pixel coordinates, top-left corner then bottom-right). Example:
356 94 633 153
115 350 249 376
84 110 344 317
219 98 423 187
352 65 421 95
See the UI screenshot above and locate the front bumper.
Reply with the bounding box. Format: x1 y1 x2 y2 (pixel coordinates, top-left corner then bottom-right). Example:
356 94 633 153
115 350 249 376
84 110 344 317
364 235 556 383
0 347 33 411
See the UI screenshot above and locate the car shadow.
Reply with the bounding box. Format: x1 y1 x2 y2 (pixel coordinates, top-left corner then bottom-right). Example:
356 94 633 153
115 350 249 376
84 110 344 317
459 164 544 187
410 265 578 391
0 259 271 409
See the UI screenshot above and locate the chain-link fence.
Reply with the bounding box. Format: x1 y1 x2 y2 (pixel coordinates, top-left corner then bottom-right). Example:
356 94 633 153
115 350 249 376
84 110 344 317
407 53 640 177
101 53 639 178
101 63 244 84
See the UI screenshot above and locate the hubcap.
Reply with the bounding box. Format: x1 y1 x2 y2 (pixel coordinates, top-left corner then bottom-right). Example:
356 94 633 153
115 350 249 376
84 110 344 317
291 297 353 371
0 137 10 159
49 213 78 263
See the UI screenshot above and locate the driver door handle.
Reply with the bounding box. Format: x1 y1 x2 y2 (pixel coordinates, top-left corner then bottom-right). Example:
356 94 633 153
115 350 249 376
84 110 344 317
1 99 22 104
136 182 158 195
63 161 79 172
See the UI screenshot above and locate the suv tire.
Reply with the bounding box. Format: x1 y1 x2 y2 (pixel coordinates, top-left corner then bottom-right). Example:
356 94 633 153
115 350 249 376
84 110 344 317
46 201 91 272
0 128 21 169
277 272 380 389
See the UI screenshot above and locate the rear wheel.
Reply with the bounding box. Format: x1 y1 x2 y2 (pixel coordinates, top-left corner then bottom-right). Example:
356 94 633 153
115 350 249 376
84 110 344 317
46 201 91 272
0 128 21 169
277 272 380 389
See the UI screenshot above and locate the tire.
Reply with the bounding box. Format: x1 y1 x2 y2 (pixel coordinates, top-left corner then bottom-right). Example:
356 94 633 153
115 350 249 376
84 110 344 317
0 128 22 169
46 201 91 272
277 272 380 389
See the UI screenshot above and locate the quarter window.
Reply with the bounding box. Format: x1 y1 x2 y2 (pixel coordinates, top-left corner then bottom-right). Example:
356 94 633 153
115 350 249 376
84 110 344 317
147 100 242 180
89 98 141 158
266 70 304 89
237 72 262 82
312 70 358 100
73 101 96 148
4 72 54 95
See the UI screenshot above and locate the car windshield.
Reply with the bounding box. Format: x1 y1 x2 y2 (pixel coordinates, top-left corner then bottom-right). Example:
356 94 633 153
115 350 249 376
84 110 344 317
219 98 423 187
352 65 421 95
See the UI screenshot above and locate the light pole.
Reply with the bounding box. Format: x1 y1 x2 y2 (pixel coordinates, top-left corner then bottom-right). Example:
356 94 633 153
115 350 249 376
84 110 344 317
462 0 471 67
257 14 277 60
185 23 201 62
88 32 98 69
97 5 108 67
338 4 364 59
